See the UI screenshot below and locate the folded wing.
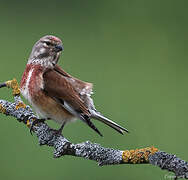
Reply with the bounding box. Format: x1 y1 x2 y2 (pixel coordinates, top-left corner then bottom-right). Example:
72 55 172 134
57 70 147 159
54 65 93 96
43 65 128 136
43 67 103 136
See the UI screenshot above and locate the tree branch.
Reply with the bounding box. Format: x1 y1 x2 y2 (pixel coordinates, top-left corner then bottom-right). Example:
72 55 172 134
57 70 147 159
0 79 187 179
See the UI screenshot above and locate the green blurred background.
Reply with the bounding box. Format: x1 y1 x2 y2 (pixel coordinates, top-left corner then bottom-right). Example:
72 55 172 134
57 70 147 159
0 0 187 179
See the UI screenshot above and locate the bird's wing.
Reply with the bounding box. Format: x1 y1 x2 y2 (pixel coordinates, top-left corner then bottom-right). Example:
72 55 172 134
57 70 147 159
43 68 90 117
44 66 128 136
54 64 93 96
43 68 103 136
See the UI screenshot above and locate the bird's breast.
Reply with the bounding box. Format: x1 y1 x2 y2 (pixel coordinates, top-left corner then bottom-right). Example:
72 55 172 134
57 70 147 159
20 64 74 123
20 64 44 103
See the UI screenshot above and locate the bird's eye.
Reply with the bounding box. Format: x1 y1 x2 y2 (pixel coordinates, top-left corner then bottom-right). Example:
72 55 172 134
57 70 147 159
45 41 52 46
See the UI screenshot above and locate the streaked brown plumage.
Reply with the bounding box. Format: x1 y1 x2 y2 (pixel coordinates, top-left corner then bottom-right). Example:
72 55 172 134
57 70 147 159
20 35 128 136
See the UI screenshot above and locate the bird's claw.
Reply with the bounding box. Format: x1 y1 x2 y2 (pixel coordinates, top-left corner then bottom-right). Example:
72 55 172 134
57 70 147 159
30 118 46 135
52 122 66 136
53 129 63 135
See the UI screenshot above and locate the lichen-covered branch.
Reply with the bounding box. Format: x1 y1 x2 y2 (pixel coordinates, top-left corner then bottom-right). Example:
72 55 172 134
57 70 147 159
0 79 187 179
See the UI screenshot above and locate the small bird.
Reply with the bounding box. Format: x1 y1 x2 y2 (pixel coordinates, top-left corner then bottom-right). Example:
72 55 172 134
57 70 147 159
20 35 128 136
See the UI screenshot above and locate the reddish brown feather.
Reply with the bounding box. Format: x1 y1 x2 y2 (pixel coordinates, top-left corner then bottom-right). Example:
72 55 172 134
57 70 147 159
54 64 72 78
54 65 93 95
43 68 90 116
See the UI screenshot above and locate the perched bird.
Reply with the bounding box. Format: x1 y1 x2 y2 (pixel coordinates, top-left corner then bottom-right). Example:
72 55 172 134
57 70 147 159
20 35 128 136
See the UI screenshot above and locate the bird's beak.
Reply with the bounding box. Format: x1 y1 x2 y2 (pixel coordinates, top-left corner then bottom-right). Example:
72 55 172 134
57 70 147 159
54 45 63 52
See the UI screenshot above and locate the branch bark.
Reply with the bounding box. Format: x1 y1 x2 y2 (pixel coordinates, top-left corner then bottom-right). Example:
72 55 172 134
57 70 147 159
0 79 187 179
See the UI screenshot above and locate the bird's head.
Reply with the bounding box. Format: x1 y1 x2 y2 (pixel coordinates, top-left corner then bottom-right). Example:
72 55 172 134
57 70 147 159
27 35 63 68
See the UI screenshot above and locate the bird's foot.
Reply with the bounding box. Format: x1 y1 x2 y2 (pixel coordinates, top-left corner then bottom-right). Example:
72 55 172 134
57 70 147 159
53 122 66 135
30 118 46 135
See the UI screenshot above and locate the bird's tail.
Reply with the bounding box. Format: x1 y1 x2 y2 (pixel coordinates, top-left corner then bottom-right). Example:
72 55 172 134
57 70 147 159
91 111 129 135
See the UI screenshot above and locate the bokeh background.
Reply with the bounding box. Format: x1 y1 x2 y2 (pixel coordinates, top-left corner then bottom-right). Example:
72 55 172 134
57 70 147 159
0 0 187 179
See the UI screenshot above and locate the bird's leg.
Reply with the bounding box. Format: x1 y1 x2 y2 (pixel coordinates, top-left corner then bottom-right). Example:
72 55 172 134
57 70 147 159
53 122 66 135
30 118 48 134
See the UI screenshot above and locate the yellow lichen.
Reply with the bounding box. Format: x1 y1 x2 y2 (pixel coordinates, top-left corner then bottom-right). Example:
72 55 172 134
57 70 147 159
16 102 26 109
26 118 37 128
26 120 31 127
122 146 159 163
0 104 6 114
6 79 20 96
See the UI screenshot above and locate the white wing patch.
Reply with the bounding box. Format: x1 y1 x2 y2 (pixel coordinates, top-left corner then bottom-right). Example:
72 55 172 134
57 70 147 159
63 101 79 117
